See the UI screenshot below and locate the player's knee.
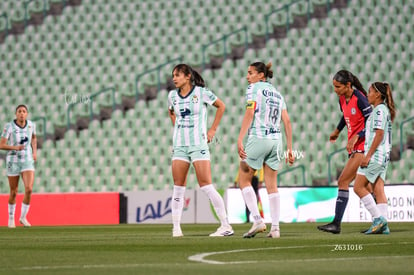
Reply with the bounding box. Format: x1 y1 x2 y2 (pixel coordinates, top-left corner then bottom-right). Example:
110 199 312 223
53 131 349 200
24 186 33 196
240 161 251 173
337 174 353 189
9 189 18 199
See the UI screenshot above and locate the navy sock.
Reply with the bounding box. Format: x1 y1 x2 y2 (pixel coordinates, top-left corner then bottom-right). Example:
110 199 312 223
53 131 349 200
333 190 349 225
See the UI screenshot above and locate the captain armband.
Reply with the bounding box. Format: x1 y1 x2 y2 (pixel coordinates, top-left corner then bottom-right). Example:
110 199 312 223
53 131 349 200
246 101 256 109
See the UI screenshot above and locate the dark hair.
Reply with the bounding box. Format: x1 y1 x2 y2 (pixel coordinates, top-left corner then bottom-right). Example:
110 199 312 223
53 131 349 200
15 104 28 112
172 64 205 87
250 62 273 79
333 70 367 96
372 82 396 122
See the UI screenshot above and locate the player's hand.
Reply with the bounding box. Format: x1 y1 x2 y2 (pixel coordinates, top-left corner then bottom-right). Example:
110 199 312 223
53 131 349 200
15 145 25 151
360 155 371 168
329 129 339 143
346 135 359 152
207 129 216 143
33 153 37 162
237 141 247 160
286 150 295 166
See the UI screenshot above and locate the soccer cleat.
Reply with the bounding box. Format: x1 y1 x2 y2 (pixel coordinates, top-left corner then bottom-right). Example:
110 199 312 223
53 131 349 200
317 222 341 234
267 229 280 239
8 218 15 228
361 224 390 234
243 221 266 238
365 216 387 234
209 225 234 237
172 228 183 237
19 218 31 227
381 224 390 235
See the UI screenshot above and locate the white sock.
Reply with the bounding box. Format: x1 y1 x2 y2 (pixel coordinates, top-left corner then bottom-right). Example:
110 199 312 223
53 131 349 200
268 192 280 231
242 186 262 223
200 184 229 227
8 203 16 219
172 185 186 229
377 203 388 220
20 203 30 220
361 194 380 219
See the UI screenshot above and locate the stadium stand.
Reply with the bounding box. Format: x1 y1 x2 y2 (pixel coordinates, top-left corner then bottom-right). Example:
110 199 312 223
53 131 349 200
0 0 413 193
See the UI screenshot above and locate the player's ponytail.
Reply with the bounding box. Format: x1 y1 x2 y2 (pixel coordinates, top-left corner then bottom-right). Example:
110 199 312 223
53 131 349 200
250 61 273 79
350 73 367 97
333 70 367 96
190 68 206 87
172 64 205 87
373 82 396 122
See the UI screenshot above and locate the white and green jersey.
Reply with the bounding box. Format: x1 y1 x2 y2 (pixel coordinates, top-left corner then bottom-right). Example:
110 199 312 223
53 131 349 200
245 81 286 139
168 86 217 147
365 104 392 165
1 120 36 163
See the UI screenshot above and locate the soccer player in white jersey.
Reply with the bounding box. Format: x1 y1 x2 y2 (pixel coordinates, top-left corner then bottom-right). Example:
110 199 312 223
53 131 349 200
237 62 294 238
168 64 233 237
0 105 37 228
354 82 396 234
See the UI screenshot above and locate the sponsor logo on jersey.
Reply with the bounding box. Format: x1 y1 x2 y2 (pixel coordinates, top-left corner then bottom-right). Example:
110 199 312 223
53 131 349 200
19 136 29 144
265 128 280 135
351 107 356 115
180 108 191 118
262 89 281 99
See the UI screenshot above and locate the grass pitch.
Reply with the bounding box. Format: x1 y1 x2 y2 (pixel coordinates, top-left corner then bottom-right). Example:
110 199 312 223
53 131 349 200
0 222 413 274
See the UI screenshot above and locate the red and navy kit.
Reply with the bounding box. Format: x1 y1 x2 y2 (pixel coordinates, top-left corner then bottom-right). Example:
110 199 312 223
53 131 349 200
337 89 372 154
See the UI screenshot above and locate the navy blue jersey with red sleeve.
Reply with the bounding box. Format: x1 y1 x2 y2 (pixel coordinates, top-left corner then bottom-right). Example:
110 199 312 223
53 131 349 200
336 89 372 153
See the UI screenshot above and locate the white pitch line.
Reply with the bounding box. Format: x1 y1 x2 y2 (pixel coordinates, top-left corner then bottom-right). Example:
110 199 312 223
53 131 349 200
4 242 414 271
188 242 414 265
12 262 179 271
188 245 310 264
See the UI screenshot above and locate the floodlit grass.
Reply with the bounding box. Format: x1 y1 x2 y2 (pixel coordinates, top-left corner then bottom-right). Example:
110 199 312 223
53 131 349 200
0 223 413 274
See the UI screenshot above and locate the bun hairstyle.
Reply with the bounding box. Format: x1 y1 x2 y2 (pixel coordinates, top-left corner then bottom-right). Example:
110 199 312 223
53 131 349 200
333 70 367 96
372 82 396 122
172 64 205 87
250 61 274 79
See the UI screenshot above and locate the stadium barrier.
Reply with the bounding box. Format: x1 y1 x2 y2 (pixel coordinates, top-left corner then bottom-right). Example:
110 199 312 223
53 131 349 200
1 184 412 226
226 185 414 223
0 192 119 226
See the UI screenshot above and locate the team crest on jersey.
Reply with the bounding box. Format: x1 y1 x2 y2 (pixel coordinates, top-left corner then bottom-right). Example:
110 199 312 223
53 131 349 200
351 108 356 115
192 95 199 103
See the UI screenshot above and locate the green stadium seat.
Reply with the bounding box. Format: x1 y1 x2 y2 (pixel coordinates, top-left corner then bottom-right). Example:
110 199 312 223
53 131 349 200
1 0 412 193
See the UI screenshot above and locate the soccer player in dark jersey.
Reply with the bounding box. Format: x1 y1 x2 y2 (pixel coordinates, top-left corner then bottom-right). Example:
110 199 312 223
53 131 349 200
317 70 372 234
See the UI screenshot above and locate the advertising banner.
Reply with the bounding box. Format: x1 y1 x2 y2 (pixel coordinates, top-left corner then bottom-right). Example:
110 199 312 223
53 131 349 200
0 193 119 226
123 189 222 224
123 190 196 224
346 185 414 222
226 185 414 223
